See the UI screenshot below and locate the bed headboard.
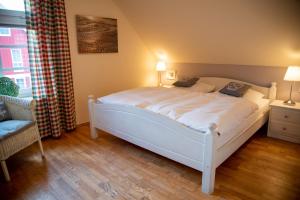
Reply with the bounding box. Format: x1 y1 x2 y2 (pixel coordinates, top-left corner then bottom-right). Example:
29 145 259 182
199 77 277 100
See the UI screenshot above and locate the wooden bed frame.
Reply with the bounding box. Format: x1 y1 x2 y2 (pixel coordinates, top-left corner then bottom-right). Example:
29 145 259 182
88 77 277 194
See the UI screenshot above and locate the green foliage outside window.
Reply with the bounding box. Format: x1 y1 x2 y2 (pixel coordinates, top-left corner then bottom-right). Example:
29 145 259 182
0 77 20 97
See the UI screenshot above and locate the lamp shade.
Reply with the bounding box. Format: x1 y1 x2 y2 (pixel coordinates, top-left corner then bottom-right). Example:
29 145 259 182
284 66 300 81
156 61 167 71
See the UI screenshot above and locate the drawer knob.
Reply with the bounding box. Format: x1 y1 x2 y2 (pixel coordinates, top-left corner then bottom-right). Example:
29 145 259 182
284 115 288 119
282 127 287 131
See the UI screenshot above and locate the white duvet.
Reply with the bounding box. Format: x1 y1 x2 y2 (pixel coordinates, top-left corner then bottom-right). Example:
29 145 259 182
98 87 259 134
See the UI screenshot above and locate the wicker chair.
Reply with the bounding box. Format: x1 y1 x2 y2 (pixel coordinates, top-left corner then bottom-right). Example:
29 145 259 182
0 95 44 181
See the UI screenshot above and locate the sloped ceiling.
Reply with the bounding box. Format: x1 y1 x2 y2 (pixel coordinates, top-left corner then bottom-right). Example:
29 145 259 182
113 0 300 66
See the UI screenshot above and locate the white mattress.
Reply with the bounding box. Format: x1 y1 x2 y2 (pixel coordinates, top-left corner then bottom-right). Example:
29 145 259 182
98 87 270 147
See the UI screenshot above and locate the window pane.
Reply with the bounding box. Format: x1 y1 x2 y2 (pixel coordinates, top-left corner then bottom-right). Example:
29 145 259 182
12 49 22 61
16 78 24 89
0 28 11 36
0 0 25 12
0 26 31 97
11 48 23 71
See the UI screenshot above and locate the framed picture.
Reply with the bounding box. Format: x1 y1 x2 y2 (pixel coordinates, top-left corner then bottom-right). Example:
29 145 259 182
76 15 118 53
166 70 176 80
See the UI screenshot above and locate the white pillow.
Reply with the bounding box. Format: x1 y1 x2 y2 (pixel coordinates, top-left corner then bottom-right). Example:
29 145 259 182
243 89 265 104
189 81 216 93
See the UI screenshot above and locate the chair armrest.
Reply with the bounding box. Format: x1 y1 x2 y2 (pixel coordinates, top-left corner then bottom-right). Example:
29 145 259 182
0 95 36 121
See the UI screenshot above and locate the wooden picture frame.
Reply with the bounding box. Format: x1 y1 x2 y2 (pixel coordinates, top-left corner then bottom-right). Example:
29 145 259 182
76 15 118 53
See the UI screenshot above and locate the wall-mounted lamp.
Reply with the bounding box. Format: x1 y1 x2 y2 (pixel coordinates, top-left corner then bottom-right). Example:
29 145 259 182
156 60 167 86
283 66 300 105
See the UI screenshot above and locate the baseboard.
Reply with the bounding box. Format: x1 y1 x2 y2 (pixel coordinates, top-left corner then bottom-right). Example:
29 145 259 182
77 122 90 127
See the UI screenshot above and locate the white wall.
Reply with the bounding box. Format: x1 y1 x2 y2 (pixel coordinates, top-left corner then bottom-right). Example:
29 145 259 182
65 0 156 124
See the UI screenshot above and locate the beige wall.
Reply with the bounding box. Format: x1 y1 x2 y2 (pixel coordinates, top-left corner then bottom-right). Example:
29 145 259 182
113 0 300 102
65 0 156 124
114 0 300 66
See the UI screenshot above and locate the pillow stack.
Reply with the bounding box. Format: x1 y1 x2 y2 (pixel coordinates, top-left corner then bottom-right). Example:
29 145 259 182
219 81 266 105
173 78 199 87
219 82 250 97
173 77 216 93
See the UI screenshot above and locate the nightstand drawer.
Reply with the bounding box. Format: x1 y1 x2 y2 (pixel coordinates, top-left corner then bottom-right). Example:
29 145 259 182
269 121 300 138
271 107 300 124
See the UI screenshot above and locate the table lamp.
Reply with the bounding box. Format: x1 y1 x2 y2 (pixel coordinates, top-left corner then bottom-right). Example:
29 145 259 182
283 66 300 105
156 60 166 86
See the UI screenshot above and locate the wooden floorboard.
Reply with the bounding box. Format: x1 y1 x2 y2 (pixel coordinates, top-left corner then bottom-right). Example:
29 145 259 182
0 125 299 200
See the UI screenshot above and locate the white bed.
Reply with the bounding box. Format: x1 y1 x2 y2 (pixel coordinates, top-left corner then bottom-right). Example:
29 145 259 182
88 77 277 194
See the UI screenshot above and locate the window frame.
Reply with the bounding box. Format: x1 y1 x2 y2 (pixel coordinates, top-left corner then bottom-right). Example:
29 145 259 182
0 6 31 97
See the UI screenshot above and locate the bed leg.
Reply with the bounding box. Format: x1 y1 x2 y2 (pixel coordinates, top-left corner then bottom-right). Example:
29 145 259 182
201 123 218 194
88 95 98 139
90 126 98 139
202 164 216 194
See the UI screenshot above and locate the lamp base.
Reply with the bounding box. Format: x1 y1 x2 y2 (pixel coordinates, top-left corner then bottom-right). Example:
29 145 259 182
283 99 296 106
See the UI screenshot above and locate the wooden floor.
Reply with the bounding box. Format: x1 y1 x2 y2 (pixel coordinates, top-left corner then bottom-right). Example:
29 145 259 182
0 125 299 200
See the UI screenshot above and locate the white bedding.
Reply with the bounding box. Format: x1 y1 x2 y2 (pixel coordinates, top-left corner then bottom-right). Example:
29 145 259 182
216 98 269 147
98 87 270 146
99 87 192 108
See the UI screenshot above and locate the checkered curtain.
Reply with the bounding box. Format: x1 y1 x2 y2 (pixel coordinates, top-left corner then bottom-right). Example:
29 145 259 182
25 0 76 137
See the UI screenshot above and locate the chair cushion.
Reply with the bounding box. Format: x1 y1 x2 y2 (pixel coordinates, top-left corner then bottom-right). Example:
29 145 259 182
0 120 34 141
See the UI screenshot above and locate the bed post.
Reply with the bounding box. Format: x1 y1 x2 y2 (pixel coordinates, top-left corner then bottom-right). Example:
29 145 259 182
202 123 218 194
88 95 98 139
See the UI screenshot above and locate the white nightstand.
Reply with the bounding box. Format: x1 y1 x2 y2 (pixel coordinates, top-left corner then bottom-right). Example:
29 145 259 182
268 100 300 143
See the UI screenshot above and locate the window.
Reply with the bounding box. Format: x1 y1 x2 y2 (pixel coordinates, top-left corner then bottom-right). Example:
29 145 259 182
0 0 31 97
0 28 10 36
0 0 25 12
16 77 25 89
11 48 24 71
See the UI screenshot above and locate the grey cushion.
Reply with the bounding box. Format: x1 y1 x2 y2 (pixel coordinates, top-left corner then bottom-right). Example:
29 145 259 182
0 120 34 141
0 101 11 122
173 77 199 87
219 82 251 97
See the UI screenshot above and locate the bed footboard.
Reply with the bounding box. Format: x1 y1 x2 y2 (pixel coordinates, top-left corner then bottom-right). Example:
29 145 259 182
88 95 218 194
